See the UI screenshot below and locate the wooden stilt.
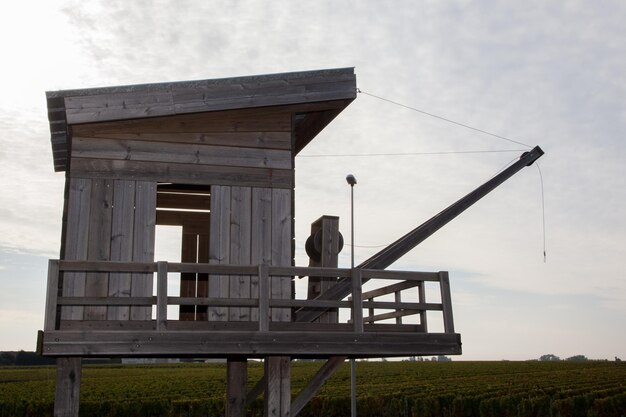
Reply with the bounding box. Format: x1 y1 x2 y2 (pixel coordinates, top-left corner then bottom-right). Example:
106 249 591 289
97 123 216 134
54 357 81 417
264 356 290 417
227 358 248 417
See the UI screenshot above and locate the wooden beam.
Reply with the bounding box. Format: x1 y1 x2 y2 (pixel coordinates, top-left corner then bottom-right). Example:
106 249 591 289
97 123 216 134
291 356 346 416
41 331 462 357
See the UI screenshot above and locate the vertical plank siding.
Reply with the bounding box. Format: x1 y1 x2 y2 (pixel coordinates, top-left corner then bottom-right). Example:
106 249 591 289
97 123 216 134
130 181 156 320
271 188 293 322
84 179 113 320
209 185 231 321
229 186 252 322
107 180 136 320
61 178 91 320
250 188 272 322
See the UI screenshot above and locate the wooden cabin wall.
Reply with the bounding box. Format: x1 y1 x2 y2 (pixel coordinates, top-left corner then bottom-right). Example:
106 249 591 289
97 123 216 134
69 108 294 190
62 107 295 324
209 186 292 323
61 177 156 321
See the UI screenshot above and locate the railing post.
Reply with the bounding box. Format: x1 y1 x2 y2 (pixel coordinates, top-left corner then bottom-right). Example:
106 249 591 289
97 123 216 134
156 262 168 331
439 271 455 333
258 264 269 332
394 291 402 324
418 282 428 332
351 268 363 334
44 260 60 331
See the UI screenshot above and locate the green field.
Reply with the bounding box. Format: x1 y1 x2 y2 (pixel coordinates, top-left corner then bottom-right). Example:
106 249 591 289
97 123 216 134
0 361 624 417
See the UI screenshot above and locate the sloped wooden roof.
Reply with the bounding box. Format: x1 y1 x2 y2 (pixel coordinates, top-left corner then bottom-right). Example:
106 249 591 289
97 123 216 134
46 68 357 172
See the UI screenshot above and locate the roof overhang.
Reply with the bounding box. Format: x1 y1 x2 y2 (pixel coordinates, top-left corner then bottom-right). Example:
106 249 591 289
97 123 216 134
46 67 357 172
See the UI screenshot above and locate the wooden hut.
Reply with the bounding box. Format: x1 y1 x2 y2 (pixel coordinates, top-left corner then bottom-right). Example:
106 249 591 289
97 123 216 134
39 68 461 417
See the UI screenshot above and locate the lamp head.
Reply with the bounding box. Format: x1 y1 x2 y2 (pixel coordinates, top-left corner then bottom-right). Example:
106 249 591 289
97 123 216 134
346 174 357 186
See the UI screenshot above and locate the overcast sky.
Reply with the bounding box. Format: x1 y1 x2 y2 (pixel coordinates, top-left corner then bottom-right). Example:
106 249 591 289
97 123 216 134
1 0 624 361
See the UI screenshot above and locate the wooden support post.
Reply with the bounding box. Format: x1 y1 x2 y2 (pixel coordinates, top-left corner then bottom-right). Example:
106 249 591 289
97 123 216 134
439 271 455 333
54 357 81 417
227 358 248 417
264 357 290 417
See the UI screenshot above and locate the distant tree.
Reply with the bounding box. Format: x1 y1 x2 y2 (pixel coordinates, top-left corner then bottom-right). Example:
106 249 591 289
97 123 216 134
565 355 588 362
539 354 560 361
616 356 622 362
437 355 452 362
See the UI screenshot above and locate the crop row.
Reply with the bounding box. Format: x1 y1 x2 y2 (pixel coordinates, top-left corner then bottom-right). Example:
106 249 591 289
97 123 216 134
0 361 624 417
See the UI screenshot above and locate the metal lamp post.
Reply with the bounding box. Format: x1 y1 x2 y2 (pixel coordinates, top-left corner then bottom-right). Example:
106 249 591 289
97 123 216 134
346 174 357 417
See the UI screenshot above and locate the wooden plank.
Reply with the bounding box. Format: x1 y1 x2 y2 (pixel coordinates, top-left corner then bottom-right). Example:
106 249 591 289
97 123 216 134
360 269 440 281
291 356 346 416
70 106 293 135
42 331 462 357
73 137 293 169
84 179 113 320
362 310 421 323
107 180 135 320
77 131 292 150
264 356 290 417
170 297 257 307
271 266 351 278
209 185 230 320
229 186 252 321
167 263 257 275
157 192 211 210
131 181 156 320
156 210 210 234
439 271 455 333
54 357 82 417
395 291 402 325
271 188 292 322
251 187 273 322
59 260 157 273
227 359 248 417
357 280 421 300
58 297 154 306
64 91 175 124
70 158 294 189
44 260 60 331
62 178 92 320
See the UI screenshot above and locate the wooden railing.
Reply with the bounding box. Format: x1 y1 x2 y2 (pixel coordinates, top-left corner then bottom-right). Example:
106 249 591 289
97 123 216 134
44 260 456 334
40 259 460 357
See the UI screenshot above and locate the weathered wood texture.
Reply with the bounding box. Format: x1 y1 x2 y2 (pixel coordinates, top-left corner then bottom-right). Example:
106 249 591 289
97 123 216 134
47 68 357 171
54 357 81 417
41 330 462 357
60 177 156 322
265 357 290 417
306 216 341 323
210 186 293 323
68 106 295 189
226 359 248 417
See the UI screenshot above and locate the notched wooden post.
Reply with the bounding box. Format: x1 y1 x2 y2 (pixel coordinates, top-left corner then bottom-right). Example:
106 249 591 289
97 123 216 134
439 271 455 333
